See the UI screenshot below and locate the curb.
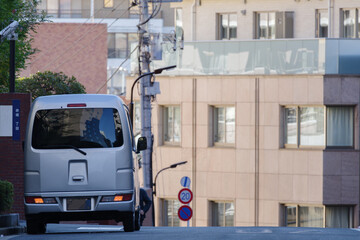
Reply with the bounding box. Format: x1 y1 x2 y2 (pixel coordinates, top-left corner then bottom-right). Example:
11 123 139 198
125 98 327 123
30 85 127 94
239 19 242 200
0 226 26 236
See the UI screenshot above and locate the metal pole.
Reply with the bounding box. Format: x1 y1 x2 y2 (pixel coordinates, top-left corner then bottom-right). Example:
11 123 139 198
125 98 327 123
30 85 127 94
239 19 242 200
9 39 15 93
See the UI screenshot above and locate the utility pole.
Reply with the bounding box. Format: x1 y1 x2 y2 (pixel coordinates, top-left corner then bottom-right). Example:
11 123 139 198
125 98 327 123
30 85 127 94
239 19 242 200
138 0 154 190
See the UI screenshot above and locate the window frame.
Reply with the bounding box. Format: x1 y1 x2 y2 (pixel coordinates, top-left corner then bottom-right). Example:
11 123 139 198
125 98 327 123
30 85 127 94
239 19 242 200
163 105 181 146
283 204 354 228
340 8 359 38
162 199 181 227
104 0 114 8
283 105 355 149
254 11 276 39
325 105 355 149
210 200 235 227
315 9 329 38
217 13 237 40
212 105 236 147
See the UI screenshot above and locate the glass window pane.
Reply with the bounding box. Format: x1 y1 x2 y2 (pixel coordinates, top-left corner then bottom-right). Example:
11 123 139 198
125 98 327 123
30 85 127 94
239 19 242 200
286 206 297 227
104 0 114 8
225 202 234 226
317 10 328 38
327 107 353 147
173 200 181 227
115 33 127 58
59 0 71 18
225 107 235 143
173 106 181 142
325 206 350 228
300 107 324 146
299 206 323 227
285 108 297 145
107 34 116 58
215 108 225 143
258 12 268 39
268 12 276 39
32 108 123 149
220 14 228 40
229 14 237 39
343 9 356 38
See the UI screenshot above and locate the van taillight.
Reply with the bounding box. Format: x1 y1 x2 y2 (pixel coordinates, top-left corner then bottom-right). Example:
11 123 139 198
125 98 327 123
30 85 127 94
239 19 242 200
67 103 87 107
101 194 132 202
25 197 56 204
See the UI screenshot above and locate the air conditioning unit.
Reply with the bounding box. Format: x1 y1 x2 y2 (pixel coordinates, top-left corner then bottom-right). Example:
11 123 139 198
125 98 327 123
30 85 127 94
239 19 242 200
275 11 294 38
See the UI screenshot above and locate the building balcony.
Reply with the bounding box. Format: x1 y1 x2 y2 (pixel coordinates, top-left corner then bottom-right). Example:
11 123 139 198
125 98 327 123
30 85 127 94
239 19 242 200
142 39 360 76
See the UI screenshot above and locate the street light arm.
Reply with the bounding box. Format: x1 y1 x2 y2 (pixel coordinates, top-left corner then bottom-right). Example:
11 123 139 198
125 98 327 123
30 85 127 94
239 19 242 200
152 166 171 196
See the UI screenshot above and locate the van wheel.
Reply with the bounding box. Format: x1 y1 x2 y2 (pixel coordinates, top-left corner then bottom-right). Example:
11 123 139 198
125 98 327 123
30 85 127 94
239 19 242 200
135 210 141 231
27 219 46 234
123 212 135 232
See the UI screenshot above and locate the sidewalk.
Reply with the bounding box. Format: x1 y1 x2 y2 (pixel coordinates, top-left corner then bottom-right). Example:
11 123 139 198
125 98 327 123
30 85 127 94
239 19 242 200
0 215 26 236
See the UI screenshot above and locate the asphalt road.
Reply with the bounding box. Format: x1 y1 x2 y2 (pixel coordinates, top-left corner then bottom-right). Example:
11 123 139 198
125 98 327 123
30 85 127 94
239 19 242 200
3 224 360 240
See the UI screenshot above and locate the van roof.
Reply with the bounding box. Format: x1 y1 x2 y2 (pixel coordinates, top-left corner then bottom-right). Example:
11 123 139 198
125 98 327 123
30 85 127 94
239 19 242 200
32 94 125 109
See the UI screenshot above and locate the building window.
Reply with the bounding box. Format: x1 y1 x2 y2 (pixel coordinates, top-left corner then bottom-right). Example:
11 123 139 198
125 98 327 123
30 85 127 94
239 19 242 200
213 106 235 145
163 199 181 226
316 9 328 38
326 106 354 147
255 12 276 39
107 33 138 58
284 205 353 228
39 0 82 18
104 0 114 8
283 106 354 149
210 201 234 226
341 9 358 38
217 13 237 40
163 106 181 144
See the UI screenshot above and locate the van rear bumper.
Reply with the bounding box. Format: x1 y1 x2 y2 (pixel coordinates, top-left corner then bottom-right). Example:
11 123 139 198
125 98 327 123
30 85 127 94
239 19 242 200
26 210 134 223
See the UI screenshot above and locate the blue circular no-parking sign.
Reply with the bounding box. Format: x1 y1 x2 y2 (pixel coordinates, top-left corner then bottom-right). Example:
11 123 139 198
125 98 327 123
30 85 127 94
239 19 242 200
178 205 193 221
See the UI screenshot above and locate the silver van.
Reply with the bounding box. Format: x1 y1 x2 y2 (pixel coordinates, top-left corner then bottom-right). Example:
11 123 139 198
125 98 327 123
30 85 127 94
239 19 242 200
23 94 146 234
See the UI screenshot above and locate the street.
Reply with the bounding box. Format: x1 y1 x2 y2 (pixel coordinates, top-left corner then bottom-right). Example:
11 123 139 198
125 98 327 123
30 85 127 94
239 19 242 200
2 224 360 240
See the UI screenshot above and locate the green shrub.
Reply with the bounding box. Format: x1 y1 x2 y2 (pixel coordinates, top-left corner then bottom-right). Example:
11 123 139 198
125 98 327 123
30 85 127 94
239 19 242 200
0 180 14 213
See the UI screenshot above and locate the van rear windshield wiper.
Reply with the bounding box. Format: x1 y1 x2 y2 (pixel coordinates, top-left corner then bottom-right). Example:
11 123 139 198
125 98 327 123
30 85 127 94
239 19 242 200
40 145 87 156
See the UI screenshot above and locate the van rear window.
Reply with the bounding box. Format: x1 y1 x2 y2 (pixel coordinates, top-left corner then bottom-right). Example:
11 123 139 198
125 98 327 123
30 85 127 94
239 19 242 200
32 108 124 149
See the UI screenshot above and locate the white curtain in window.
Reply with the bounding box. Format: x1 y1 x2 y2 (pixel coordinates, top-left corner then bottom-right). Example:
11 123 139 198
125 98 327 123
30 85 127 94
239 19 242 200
327 107 353 147
325 206 350 228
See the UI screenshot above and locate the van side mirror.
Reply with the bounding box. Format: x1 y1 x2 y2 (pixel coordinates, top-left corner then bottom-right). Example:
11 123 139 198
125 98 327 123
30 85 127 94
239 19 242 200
136 137 147 153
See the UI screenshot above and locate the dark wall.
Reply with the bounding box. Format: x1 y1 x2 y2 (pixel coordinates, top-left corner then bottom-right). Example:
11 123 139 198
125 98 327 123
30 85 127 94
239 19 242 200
0 93 31 219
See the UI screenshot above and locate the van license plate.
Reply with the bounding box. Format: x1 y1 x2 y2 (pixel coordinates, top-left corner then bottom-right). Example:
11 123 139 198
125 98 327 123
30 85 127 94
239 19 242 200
67 198 91 211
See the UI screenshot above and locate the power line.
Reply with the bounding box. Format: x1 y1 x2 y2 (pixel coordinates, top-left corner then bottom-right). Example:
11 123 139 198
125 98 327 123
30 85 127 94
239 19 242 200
96 45 139 94
35 0 130 70
30 1 128 65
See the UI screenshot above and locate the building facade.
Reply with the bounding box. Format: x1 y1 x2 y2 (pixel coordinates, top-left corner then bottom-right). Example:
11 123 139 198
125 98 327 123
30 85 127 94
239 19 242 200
128 0 360 228
34 0 175 95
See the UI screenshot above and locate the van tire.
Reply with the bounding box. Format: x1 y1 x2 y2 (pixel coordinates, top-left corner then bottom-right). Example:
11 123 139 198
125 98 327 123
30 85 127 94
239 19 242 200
135 210 141 231
123 212 135 232
27 219 46 234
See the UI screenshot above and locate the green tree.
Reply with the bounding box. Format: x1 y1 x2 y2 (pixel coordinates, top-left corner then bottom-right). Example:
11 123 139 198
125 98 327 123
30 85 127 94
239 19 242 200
0 0 46 91
17 71 86 100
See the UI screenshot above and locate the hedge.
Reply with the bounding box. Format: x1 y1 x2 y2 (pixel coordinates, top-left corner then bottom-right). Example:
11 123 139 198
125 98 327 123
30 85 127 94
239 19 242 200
0 180 14 213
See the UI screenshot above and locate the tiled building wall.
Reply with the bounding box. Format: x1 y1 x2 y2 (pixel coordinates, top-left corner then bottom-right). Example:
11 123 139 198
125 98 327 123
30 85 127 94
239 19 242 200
172 0 359 41
20 23 108 94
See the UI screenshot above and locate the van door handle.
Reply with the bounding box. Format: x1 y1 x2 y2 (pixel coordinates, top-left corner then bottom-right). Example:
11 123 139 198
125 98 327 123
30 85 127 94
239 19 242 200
72 175 85 182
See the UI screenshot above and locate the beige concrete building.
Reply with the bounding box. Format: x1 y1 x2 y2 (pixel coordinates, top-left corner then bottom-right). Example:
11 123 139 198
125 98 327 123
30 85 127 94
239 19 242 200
128 0 360 228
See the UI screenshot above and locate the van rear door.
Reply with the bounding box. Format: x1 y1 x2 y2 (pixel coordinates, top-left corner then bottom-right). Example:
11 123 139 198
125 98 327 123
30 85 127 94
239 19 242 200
30 107 131 192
